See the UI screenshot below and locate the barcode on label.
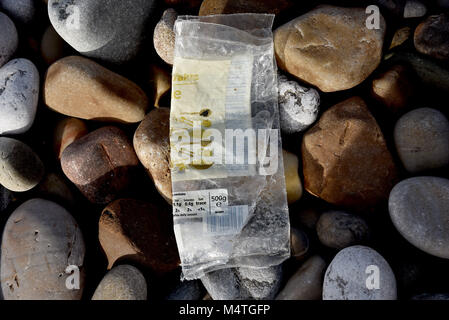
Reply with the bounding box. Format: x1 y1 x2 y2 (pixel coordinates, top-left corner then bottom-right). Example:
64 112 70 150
204 205 248 235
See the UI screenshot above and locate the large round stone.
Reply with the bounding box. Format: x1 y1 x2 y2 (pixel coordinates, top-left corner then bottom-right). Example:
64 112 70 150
1 199 85 300
389 176 449 259
274 6 386 92
323 246 397 300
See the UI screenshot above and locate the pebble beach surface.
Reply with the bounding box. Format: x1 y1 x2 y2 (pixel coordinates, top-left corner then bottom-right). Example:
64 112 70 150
0 0 449 301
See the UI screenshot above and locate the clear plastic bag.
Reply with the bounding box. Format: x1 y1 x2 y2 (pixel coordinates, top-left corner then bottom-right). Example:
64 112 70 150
170 14 290 280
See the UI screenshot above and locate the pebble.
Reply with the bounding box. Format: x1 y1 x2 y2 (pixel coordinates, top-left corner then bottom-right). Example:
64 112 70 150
44 56 148 123
0 58 40 135
389 27 412 50
278 75 319 134
302 97 398 210
0 198 85 299
290 227 309 260
414 14 449 61
0 0 35 25
41 25 66 65
153 9 177 65
388 51 449 92
166 280 205 300
0 185 12 212
201 265 282 300
199 0 293 15
148 64 171 107
36 172 75 206
60 126 139 204
92 265 147 300
371 65 415 112
283 149 303 204
323 245 397 300
276 255 326 300
316 211 370 250
274 6 386 92
389 176 449 259
53 117 88 160
0 137 44 192
0 12 18 68
403 0 427 18
48 0 156 64
394 108 449 173
133 108 172 202
99 199 180 274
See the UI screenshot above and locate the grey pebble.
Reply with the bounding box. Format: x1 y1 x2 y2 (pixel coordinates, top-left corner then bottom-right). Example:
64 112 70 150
201 265 282 300
403 0 427 18
0 58 40 135
153 8 177 65
0 12 18 68
276 255 326 300
1 198 85 300
278 75 320 134
0 0 35 25
92 264 147 300
48 0 156 64
0 137 44 192
394 108 449 173
389 176 449 259
316 211 370 250
323 245 397 300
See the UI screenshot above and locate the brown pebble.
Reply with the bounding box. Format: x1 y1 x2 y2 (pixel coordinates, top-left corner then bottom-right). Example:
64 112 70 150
302 97 398 210
133 108 172 203
199 0 293 15
99 198 180 274
53 117 88 159
414 14 449 61
44 56 148 123
60 126 139 204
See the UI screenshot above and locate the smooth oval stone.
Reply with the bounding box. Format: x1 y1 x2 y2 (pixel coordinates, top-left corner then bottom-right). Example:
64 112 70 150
403 0 426 18
414 14 449 61
323 246 397 300
316 211 370 249
278 75 319 134
92 265 147 300
48 0 156 64
290 227 309 260
166 280 205 300
99 199 180 274
394 108 449 173
0 0 35 25
0 137 44 192
276 255 326 300
53 117 88 159
274 6 386 92
1 198 85 300
0 12 18 67
201 265 282 300
61 126 139 204
0 58 39 135
44 56 148 123
154 9 177 65
389 176 449 259
41 25 66 65
134 108 172 202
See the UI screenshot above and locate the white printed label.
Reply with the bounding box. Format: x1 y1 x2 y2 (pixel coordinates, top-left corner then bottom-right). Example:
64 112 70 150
173 189 228 218
204 205 248 235
173 188 248 235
